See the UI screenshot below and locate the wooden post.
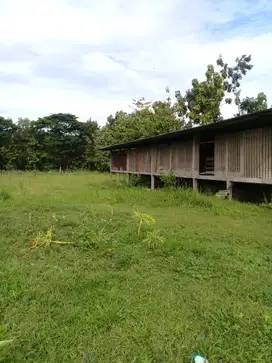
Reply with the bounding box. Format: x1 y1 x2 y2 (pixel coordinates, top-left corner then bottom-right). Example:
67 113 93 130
126 173 130 185
227 180 233 200
117 173 120 185
151 174 155 190
193 178 198 191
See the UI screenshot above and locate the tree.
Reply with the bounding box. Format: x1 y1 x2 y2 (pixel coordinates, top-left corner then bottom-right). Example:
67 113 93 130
175 65 225 125
237 92 268 115
28 113 97 170
0 117 16 169
175 54 254 125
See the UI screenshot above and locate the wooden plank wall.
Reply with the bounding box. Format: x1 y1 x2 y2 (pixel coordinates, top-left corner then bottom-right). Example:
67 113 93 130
152 146 170 174
127 149 151 173
121 126 272 182
243 127 272 179
228 132 241 176
171 141 193 176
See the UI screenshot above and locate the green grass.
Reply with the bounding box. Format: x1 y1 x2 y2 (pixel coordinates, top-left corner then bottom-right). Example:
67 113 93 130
0 172 271 363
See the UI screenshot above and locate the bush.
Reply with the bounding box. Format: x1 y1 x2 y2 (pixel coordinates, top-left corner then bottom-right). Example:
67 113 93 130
128 174 142 187
160 172 177 189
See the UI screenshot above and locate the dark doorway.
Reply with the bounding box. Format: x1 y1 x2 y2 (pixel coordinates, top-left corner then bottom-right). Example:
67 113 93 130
199 141 215 175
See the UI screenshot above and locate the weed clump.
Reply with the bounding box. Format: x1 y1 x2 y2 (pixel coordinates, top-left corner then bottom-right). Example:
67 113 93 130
128 174 142 187
0 189 11 201
160 172 177 189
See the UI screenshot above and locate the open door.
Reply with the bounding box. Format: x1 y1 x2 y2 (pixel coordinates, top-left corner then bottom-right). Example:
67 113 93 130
199 140 215 175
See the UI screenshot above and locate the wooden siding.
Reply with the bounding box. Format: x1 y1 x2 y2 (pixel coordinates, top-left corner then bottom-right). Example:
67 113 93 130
171 141 193 176
112 126 272 183
127 149 151 173
243 127 272 179
228 132 241 176
153 147 171 174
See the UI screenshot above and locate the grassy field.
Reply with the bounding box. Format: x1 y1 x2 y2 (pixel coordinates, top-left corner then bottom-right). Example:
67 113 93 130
0 172 271 363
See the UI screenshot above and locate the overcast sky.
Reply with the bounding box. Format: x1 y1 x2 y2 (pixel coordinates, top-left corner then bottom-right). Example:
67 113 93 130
0 0 271 124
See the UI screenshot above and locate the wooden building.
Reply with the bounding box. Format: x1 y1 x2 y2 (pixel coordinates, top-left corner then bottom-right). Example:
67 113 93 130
102 109 272 197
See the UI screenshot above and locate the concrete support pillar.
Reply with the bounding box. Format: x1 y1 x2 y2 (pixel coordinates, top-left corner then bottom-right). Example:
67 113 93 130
151 174 155 190
193 178 198 191
227 180 233 200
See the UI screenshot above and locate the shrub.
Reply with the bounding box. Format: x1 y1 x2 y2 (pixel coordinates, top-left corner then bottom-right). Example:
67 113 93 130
143 230 165 250
128 174 142 187
160 172 177 189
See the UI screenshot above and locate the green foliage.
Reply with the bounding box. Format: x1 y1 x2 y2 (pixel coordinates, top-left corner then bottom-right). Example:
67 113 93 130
0 114 99 171
238 92 268 115
160 172 177 188
128 174 142 187
0 340 13 348
175 54 255 125
143 230 165 249
30 214 72 248
133 210 156 236
0 172 272 363
0 189 11 201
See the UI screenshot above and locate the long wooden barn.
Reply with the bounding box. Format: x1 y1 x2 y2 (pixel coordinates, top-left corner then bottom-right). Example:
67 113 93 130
102 109 272 199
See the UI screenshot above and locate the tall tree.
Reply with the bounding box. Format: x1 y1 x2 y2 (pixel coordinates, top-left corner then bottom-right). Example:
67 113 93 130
175 54 254 125
237 92 268 115
0 117 16 169
28 113 97 170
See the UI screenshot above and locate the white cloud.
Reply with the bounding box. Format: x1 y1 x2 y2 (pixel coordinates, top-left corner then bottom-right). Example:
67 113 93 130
0 0 271 123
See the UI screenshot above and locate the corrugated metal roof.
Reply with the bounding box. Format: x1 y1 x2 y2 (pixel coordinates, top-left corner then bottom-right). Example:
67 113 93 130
101 108 272 151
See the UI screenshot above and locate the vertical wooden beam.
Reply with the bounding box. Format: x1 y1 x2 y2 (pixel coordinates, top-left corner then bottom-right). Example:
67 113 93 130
227 180 233 200
151 148 155 174
117 173 120 185
151 174 155 190
192 136 197 189
193 178 198 191
240 132 245 177
126 173 130 185
169 145 172 172
225 137 228 178
126 150 130 172
192 137 196 177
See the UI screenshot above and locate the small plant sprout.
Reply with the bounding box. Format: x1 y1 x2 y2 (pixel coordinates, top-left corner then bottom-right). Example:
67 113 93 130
143 230 165 249
108 197 117 215
133 210 156 236
29 217 72 249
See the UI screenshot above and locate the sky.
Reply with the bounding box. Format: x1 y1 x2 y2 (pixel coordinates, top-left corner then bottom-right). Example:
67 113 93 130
0 0 271 125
